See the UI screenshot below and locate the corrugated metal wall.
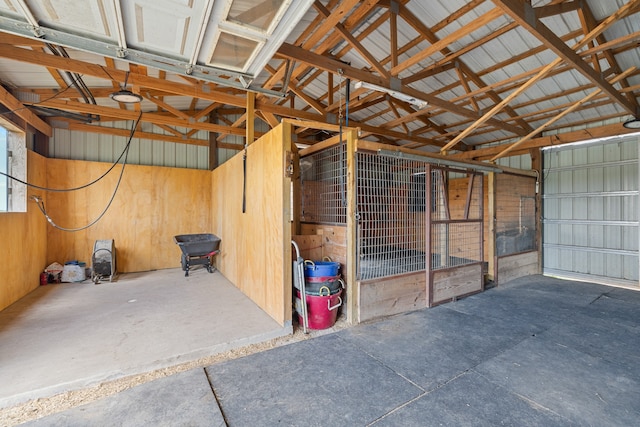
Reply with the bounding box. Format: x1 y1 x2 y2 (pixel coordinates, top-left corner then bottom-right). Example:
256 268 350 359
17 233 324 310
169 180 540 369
496 153 532 170
216 119 271 165
50 122 210 169
542 134 639 288
48 118 273 169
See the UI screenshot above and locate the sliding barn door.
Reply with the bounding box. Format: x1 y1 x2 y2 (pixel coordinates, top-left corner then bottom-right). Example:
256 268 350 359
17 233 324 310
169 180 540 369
542 136 639 288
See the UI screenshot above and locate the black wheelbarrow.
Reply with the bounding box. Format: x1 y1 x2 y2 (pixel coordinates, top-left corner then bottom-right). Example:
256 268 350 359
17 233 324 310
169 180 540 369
173 233 221 276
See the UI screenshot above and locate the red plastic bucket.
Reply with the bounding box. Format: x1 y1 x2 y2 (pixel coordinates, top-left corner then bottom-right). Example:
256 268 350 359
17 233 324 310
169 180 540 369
296 288 342 330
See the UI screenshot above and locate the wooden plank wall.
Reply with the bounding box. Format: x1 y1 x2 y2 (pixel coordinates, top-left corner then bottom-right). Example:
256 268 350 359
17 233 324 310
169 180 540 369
448 175 490 258
358 272 427 322
299 223 347 276
298 223 349 319
291 234 323 261
430 263 483 306
0 151 48 311
497 251 539 284
46 159 212 272
211 122 292 326
494 172 539 284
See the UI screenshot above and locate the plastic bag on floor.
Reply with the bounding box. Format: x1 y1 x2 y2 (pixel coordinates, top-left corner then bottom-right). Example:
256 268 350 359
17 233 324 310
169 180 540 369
61 264 85 282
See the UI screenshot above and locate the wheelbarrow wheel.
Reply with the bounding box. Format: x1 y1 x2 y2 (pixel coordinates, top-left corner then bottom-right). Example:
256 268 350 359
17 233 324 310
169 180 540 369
181 254 190 277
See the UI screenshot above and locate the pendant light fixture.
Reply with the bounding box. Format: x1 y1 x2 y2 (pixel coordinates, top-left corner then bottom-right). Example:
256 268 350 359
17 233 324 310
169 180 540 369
110 71 142 104
623 117 640 129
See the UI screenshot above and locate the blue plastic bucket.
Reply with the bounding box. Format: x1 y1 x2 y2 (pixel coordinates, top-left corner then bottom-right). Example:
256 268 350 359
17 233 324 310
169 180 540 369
304 260 340 277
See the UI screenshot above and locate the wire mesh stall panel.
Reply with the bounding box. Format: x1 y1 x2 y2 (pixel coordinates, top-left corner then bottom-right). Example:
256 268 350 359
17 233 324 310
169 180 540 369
300 144 347 225
428 166 485 305
495 173 537 256
355 151 428 280
429 167 484 270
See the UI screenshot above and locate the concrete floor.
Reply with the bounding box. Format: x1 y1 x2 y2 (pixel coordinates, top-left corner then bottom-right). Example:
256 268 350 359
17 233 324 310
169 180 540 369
6 274 640 426
0 267 290 410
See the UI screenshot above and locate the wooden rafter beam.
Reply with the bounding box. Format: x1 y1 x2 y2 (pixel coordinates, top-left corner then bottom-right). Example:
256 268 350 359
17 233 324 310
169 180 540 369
577 4 637 107
441 0 640 153
143 92 190 120
534 0 582 19
277 42 526 136
29 99 246 136
0 84 52 136
491 66 636 161
391 7 504 76
450 123 640 161
154 123 185 138
260 0 364 93
0 44 246 108
492 0 639 117
456 64 479 113
69 122 206 146
397 3 533 132
314 1 389 79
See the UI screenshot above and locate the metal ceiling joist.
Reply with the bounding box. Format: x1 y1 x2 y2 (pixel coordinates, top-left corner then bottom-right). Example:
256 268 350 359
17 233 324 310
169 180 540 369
0 15 286 98
187 0 216 70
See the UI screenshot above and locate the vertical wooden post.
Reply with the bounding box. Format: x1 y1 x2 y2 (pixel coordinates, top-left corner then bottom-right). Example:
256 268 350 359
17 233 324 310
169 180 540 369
346 128 358 324
530 147 542 274
390 1 398 68
487 171 497 283
246 92 255 146
208 111 218 170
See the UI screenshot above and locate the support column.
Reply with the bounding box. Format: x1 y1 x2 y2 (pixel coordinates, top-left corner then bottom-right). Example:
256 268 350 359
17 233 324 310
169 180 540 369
208 111 218 170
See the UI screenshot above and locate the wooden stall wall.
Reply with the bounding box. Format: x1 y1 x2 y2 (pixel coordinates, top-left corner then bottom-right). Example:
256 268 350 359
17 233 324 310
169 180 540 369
211 122 292 326
430 264 483 306
298 224 347 273
359 272 427 322
494 172 540 284
497 252 539 284
0 151 48 311
46 159 211 273
448 175 490 260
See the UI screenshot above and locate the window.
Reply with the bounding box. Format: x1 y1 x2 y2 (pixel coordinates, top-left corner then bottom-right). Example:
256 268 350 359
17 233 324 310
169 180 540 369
0 120 27 213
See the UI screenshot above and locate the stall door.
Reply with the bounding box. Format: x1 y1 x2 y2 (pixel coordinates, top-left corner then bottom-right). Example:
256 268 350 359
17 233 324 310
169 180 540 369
542 136 639 288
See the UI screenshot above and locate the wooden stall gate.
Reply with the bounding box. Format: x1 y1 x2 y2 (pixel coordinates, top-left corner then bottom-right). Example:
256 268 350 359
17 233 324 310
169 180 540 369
427 165 485 306
354 144 489 321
